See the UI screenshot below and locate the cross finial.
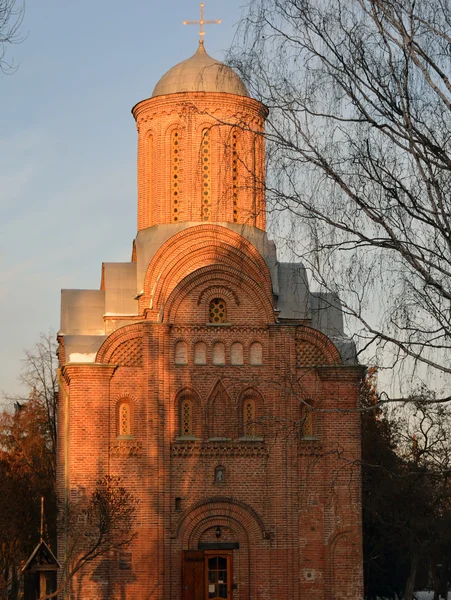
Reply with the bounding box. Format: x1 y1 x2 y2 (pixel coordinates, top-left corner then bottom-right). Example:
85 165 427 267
183 3 221 42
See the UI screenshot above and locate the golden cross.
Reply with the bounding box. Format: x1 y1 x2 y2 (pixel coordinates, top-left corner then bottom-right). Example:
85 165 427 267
183 3 222 41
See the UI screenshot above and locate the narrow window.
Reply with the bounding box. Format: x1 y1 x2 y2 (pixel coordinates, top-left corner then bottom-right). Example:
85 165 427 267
230 342 244 365
212 342 226 365
172 129 181 222
244 399 255 436
181 399 192 436
194 341 207 365
146 133 153 228
252 133 257 225
201 128 211 221
249 342 263 365
175 341 188 364
231 129 240 223
209 298 226 323
301 404 314 438
119 401 131 437
214 466 225 484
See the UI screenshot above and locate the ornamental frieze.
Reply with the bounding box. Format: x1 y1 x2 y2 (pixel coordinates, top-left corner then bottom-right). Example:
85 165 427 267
171 440 268 457
110 439 143 457
171 325 269 336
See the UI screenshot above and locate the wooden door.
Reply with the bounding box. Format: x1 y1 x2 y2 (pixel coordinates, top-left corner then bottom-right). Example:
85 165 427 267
183 550 204 600
204 552 232 600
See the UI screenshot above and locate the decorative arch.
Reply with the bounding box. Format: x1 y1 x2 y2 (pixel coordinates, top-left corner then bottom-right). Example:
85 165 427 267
296 325 342 366
140 224 274 313
212 341 226 364
249 341 263 365
197 285 240 308
230 341 244 365
163 264 274 324
96 324 144 365
239 387 266 437
174 386 202 439
112 393 140 440
207 379 233 438
193 340 207 365
172 496 268 544
328 529 360 598
174 340 188 364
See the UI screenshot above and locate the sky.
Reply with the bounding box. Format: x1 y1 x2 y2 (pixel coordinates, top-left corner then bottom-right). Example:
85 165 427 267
0 0 247 398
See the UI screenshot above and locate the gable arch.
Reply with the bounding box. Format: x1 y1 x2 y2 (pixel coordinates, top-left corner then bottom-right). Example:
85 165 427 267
140 224 273 313
163 264 274 324
296 325 342 366
96 324 144 365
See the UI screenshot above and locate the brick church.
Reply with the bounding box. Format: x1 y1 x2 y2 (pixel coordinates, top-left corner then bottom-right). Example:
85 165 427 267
57 35 364 600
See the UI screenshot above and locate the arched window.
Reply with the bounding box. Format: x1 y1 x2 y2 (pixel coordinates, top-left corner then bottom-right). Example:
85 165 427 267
181 399 193 436
249 342 263 365
172 129 181 222
201 128 211 221
301 403 314 438
209 298 226 323
230 342 244 365
194 341 207 365
243 398 256 436
175 341 188 364
118 401 131 437
212 342 226 365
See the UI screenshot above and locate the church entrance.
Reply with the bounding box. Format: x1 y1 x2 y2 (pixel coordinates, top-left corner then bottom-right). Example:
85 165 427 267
183 550 232 600
205 552 231 599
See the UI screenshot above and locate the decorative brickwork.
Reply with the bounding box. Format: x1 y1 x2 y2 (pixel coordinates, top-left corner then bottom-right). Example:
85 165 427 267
133 93 268 230
296 325 342 366
170 440 268 458
109 337 143 366
110 439 143 457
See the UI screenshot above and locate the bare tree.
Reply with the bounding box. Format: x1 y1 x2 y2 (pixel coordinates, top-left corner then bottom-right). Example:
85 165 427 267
229 0 451 381
3 332 58 478
49 475 138 600
0 0 24 72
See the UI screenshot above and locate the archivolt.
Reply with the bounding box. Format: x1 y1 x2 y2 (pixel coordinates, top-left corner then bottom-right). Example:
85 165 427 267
171 496 268 543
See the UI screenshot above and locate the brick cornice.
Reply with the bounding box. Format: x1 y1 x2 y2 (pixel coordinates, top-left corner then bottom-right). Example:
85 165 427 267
61 363 117 382
132 92 268 122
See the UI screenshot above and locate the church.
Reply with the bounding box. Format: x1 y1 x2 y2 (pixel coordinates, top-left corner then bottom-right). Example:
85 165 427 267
57 26 364 600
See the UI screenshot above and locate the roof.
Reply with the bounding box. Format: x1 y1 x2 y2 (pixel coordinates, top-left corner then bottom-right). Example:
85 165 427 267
22 540 60 572
152 40 249 98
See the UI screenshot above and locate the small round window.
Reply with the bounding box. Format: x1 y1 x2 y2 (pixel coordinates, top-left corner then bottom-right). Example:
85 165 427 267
209 298 226 323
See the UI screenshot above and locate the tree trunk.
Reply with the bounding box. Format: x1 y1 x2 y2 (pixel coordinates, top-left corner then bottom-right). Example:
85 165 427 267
405 554 419 600
439 558 449 599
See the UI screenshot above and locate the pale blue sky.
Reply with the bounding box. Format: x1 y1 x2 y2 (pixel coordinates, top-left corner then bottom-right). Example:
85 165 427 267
0 0 246 397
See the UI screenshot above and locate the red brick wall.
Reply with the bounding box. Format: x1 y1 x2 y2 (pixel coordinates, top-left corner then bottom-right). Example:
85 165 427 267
58 310 364 599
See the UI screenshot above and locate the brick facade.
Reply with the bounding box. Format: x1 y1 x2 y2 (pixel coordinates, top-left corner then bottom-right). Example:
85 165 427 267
57 42 363 599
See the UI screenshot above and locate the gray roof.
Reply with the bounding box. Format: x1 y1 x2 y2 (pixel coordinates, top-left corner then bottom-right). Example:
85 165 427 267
277 262 311 320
